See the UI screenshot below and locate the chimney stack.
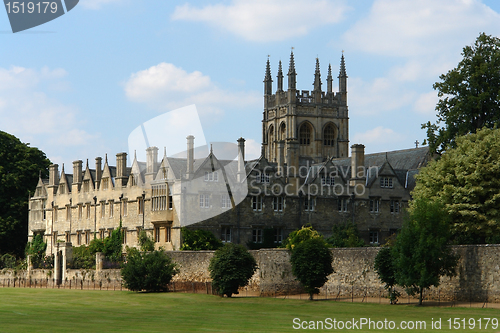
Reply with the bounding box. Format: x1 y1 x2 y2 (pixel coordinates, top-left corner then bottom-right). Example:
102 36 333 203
186 136 194 179
115 152 128 187
95 157 102 189
146 146 159 183
49 164 59 187
237 137 245 182
72 160 82 185
350 144 365 188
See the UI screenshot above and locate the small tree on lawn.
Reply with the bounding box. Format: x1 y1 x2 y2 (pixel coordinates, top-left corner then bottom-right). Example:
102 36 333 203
374 246 399 304
121 247 178 292
290 238 333 300
209 243 257 297
393 199 458 305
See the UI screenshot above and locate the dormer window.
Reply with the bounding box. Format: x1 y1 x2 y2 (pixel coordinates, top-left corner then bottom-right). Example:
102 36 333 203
59 184 65 194
204 171 218 182
380 177 393 188
83 180 90 192
101 178 109 190
321 175 334 186
257 172 270 183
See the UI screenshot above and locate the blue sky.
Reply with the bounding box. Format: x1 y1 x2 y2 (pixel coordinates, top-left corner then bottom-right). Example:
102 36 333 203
1 0 500 167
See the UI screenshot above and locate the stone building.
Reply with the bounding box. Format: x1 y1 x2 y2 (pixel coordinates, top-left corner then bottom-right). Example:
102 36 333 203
28 52 431 254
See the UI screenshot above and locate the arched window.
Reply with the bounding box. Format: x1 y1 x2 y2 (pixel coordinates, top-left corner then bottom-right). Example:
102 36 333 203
324 124 335 146
299 123 311 145
279 122 286 140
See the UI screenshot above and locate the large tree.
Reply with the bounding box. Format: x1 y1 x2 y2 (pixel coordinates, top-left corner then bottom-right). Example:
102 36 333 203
393 199 458 305
0 131 50 256
412 127 500 243
422 33 500 154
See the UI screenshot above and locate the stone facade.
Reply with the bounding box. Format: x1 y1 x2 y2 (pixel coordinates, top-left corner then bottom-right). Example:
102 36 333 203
28 53 431 254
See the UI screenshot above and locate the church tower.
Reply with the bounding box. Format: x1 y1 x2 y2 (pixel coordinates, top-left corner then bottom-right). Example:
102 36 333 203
262 52 349 168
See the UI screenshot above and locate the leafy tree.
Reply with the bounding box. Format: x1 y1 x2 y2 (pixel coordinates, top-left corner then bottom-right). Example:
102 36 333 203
121 247 178 292
393 199 458 305
71 245 95 269
290 238 334 300
422 33 500 153
180 228 222 251
0 131 51 256
412 127 500 243
281 225 322 250
0 253 16 269
25 234 47 268
138 230 155 252
103 223 123 262
326 222 364 248
88 238 105 254
374 246 399 304
209 243 257 297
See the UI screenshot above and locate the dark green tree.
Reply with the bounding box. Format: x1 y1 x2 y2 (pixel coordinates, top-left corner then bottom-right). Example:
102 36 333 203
422 33 500 153
281 225 322 250
121 247 178 292
290 238 334 300
412 127 500 243
326 222 364 248
209 243 257 297
180 228 222 251
103 223 123 262
0 131 51 256
393 199 458 305
374 246 399 304
138 229 155 252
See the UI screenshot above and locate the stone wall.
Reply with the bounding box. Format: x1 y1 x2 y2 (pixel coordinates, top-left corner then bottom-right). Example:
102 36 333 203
2 245 500 302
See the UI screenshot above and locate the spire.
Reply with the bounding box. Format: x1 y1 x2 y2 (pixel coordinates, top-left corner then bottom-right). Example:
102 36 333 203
164 147 167 158
339 52 347 78
276 60 283 92
61 163 65 173
313 57 322 92
327 63 333 93
86 159 89 169
338 52 347 96
287 50 296 90
264 56 273 95
105 153 108 164
134 150 137 161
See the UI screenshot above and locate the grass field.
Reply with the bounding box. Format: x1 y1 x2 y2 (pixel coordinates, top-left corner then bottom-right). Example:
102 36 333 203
0 288 499 332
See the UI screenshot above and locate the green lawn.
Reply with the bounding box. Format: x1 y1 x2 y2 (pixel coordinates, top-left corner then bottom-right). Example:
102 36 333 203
0 288 498 332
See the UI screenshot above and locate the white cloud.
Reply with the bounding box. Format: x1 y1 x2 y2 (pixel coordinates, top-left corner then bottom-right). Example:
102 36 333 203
352 126 405 146
171 0 349 42
244 138 262 160
343 0 500 57
0 66 98 164
124 62 261 118
413 90 439 115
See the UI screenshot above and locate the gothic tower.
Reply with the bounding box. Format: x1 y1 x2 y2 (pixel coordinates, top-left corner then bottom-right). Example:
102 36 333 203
262 52 349 169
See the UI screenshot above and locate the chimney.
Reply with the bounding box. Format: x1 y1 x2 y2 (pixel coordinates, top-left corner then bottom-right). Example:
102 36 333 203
49 164 59 187
350 144 365 188
237 137 245 182
146 146 159 183
72 160 82 184
277 140 285 176
95 157 102 189
186 136 194 179
115 152 128 187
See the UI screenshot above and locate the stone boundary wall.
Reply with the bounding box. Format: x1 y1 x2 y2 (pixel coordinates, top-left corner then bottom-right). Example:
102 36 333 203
1 245 499 301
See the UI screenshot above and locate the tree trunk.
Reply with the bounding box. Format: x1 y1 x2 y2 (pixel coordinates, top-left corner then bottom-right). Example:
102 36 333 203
419 287 423 306
309 292 313 300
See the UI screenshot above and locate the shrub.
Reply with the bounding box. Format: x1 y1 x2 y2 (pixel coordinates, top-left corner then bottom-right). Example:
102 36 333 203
290 238 334 300
71 245 95 269
25 234 50 268
326 222 364 248
103 224 123 262
138 230 155 252
121 247 178 292
281 225 322 250
209 243 257 297
374 246 400 304
0 253 16 269
181 228 223 251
